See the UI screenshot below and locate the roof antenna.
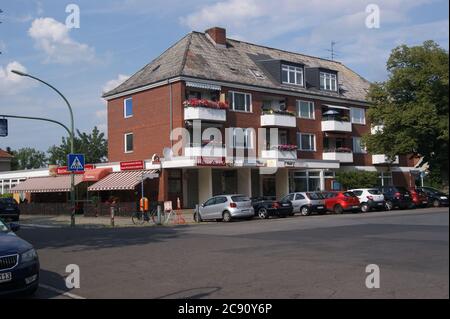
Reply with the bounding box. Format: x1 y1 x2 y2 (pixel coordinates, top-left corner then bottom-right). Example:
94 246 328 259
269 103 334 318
325 41 338 61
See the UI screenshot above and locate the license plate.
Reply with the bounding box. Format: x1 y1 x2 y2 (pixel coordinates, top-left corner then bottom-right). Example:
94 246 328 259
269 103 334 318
352 206 359 209
0 272 12 283
242 210 250 213
317 206 324 209
282 204 290 207
377 202 384 206
423 201 428 204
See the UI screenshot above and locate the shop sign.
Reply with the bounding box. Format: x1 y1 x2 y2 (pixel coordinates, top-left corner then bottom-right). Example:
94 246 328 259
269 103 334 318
197 156 226 167
120 160 144 171
284 161 296 168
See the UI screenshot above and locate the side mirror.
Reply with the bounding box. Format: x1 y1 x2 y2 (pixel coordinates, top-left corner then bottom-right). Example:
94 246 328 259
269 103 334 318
9 223 20 232
201 203 205 207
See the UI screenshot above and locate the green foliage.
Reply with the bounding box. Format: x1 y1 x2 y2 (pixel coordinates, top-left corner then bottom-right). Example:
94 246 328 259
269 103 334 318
9 147 47 170
47 126 108 165
363 41 449 186
336 171 379 190
0 193 13 198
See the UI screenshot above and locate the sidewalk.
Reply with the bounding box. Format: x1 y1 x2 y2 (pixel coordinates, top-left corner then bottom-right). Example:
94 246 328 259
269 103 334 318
19 210 196 228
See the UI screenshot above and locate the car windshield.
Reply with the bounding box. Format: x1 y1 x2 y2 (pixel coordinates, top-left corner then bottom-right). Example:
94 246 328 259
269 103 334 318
368 189 382 195
231 195 250 202
306 192 322 200
0 219 9 232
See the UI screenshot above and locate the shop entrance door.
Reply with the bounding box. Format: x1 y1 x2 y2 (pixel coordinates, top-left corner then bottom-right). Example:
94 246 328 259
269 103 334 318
262 176 276 200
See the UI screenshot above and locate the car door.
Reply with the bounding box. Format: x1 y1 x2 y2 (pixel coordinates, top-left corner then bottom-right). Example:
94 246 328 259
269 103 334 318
282 194 296 212
200 197 217 220
212 196 228 219
294 193 307 211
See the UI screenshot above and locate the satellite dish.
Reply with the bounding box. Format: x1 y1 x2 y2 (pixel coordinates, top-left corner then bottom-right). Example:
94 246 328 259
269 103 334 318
163 147 173 161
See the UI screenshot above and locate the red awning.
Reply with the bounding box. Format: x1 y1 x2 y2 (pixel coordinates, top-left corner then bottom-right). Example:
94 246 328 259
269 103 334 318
83 168 113 182
88 170 159 191
11 175 84 193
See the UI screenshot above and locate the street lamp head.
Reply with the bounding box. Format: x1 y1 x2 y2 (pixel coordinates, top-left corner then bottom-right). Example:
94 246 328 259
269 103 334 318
11 69 28 77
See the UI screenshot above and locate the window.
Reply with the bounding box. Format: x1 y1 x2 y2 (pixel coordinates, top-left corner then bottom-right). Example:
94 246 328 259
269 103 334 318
282 65 304 86
352 137 366 154
297 100 315 119
297 133 316 151
204 198 216 206
295 193 305 200
320 72 337 91
215 196 228 204
124 133 133 153
232 128 254 149
228 91 252 112
124 98 133 118
350 107 366 124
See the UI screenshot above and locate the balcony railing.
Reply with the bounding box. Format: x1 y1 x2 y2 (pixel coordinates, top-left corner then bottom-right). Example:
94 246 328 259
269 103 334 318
321 117 352 132
184 145 226 157
322 148 354 163
372 154 399 165
183 99 228 122
261 145 298 160
260 109 296 128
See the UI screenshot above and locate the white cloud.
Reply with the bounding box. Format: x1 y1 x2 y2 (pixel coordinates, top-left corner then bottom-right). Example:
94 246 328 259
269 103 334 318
0 61 34 95
28 17 96 64
102 74 130 94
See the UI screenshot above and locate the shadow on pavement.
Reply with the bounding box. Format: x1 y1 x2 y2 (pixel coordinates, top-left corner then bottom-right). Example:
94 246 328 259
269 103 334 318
155 287 222 299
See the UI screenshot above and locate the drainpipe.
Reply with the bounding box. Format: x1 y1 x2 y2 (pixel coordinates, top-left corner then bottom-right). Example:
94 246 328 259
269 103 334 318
169 83 173 148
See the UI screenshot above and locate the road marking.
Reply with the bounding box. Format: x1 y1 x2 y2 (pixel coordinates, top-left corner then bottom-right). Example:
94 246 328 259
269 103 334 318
21 224 61 229
39 284 86 299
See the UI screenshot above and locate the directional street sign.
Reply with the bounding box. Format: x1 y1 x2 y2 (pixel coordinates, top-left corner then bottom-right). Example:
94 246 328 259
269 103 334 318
67 154 85 172
0 119 7 137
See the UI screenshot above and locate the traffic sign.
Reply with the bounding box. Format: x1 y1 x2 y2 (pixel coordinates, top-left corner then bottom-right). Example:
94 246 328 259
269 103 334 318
67 154 85 172
0 119 7 137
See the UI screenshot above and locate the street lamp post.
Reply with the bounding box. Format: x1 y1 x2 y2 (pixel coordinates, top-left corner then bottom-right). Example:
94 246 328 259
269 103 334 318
11 69 77 227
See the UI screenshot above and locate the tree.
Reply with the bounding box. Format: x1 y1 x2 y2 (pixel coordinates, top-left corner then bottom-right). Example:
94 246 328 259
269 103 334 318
362 41 449 186
47 127 108 165
336 171 379 190
8 147 47 170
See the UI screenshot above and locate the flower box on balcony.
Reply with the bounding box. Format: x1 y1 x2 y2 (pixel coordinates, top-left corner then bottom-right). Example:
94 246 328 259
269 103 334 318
260 110 296 128
184 99 227 122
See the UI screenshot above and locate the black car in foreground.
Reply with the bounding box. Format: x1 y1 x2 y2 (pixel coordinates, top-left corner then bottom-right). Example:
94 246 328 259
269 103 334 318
0 218 40 297
378 186 413 210
417 187 449 207
251 197 293 219
0 197 20 222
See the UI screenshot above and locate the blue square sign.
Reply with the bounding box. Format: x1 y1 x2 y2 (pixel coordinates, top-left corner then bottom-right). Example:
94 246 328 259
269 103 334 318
67 154 85 172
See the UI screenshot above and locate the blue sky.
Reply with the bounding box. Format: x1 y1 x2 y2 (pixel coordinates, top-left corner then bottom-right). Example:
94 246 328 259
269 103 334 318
0 0 448 152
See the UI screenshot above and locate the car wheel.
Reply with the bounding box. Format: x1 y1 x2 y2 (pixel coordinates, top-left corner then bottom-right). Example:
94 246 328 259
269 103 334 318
222 211 232 222
433 199 440 207
257 208 269 219
360 203 370 213
334 205 344 214
300 206 310 216
385 200 394 211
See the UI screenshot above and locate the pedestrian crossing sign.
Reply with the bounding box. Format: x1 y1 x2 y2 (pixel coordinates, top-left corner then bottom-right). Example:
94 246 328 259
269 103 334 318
67 154 85 172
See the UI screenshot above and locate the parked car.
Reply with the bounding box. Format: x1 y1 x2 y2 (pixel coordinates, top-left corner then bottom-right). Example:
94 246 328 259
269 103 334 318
378 186 413 210
0 218 40 297
0 198 20 222
196 195 255 222
281 192 327 216
321 191 361 214
349 188 386 212
416 187 449 207
251 196 293 219
408 188 429 208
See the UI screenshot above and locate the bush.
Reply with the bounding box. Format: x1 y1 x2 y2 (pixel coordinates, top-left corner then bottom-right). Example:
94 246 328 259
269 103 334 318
336 171 379 190
0 193 13 199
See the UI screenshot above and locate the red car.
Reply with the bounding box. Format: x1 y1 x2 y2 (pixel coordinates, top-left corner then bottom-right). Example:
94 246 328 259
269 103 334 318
322 191 361 214
409 188 429 208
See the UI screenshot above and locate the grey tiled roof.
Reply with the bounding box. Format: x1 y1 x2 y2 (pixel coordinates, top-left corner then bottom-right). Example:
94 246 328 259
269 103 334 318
104 32 371 103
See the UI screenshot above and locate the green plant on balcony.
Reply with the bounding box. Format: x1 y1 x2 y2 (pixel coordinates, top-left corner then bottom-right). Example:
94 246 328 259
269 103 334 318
262 109 296 117
183 98 229 109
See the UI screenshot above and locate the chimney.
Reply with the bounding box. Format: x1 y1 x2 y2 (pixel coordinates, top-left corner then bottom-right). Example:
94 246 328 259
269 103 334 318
205 27 227 48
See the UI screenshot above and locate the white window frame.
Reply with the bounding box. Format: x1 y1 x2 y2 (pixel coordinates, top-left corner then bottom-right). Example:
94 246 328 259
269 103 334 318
123 98 133 118
320 72 337 91
352 137 367 154
232 128 254 149
297 133 316 152
282 65 304 86
350 107 366 125
229 91 252 113
124 133 134 153
296 100 315 119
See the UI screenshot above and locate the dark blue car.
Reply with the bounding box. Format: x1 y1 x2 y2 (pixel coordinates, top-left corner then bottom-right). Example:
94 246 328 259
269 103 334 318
0 218 39 297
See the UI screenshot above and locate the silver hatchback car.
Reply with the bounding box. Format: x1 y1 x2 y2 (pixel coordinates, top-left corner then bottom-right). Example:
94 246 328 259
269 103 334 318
281 192 327 216
197 194 255 222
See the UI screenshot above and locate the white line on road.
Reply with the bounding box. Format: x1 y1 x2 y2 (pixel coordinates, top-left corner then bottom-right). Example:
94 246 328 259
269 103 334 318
21 224 62 229
39 284 86 299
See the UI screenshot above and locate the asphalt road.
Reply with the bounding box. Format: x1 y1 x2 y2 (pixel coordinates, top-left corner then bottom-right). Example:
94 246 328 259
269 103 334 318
17 207 449 299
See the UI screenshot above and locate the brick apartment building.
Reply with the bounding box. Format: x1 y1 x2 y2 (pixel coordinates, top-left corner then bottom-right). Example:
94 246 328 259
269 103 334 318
103 27 419 208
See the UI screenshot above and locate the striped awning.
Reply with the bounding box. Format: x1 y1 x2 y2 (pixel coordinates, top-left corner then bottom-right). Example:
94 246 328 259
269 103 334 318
323 104 350 111
185 81 221 91
11 175 84 193
88 170 159 191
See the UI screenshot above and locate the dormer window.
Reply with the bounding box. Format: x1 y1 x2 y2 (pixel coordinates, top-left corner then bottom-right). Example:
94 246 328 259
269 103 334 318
320 72 337 91
282 64 304 86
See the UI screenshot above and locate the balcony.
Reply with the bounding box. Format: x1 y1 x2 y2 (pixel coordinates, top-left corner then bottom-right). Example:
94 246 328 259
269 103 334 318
260 111 296 128
323 149 354 163
321 120 352 132
372 154 399 165
184 145 226 158
261 145 298 160
183 99 228 122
